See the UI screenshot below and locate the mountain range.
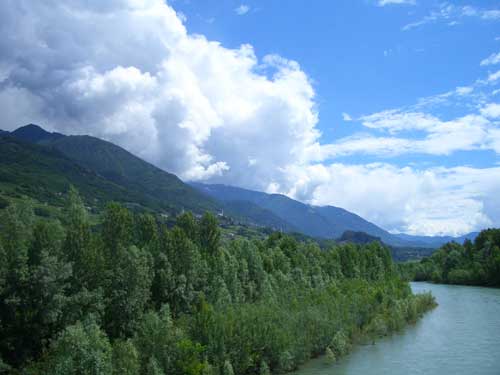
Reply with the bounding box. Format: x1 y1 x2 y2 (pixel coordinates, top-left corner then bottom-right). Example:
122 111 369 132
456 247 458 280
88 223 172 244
5 124 216 213
0 124 478 248
192 183 478 247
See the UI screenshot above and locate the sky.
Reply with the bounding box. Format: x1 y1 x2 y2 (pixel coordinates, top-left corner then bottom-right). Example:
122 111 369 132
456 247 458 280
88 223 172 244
0 0 499 236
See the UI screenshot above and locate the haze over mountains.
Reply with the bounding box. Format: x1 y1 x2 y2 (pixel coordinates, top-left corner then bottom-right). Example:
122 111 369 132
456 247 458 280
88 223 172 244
1 124 478 248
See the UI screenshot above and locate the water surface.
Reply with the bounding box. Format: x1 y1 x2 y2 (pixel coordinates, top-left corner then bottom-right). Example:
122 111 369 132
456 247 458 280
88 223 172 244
293 282 500 375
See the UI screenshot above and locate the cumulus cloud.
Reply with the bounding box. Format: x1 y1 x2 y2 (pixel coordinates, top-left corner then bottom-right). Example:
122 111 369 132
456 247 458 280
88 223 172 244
0 0 499 236
235 4 250 16
0 0 318 185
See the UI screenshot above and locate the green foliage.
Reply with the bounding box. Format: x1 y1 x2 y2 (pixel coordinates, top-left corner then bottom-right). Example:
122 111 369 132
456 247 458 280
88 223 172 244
199 212 221 256
102 202 134 257
222 360 235 375
42 318 113 375
145 357 165 375
324 347 336 364
399 228 500 287
0 190 436 374
112 340 140 375
105 245 153 338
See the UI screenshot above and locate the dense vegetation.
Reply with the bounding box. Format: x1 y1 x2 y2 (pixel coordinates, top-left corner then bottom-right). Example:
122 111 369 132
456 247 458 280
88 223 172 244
399 229 500 287
3 125 217 213
0 189 436 374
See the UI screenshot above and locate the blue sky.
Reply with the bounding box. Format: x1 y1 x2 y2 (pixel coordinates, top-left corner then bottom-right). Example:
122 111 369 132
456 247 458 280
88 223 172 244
175 0 500 147
1 0 499 235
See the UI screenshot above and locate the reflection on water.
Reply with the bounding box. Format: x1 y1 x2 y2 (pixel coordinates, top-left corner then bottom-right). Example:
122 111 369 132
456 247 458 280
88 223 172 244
293 282 500 375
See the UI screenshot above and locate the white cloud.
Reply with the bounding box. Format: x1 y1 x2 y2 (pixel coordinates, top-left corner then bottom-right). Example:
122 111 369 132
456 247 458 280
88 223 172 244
342 112 352 121
488 70 500 83
235 4 250 15
0 0 499 236
456 86 474 95
481 103 500 118
349 110 497 155
403 4 500 31
0 0 318 184
281 163 500 236
360 110 441 133
377 0 416 6
481 52 500 66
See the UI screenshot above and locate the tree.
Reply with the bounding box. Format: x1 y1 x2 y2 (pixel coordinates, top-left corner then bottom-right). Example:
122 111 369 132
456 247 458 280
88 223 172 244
199 213 220 256
259 360 271 375
0 203 33 367
112 340 140 375
134 306 178 374
176 212 199 243
101 202 133 258
145 357 165 375
222 360 234 375
105 246 153 338
43 318 112 375
29 221 64 266
62 187 102 292
63 187 91 262
136 213 158 249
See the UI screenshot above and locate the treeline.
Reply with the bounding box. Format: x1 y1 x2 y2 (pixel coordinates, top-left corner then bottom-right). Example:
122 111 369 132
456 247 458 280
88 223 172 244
0 188 435 374
399 229 500 287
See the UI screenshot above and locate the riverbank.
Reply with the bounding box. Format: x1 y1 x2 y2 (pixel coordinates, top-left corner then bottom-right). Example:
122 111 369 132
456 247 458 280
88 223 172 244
292 282 500 375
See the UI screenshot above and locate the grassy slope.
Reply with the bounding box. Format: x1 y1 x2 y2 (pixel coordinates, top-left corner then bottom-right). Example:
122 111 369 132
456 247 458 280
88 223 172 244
0 136 171 212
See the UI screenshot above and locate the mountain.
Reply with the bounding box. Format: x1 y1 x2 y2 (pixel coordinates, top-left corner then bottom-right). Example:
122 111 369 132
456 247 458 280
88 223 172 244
193 183 338 238
393 232 479 248
313 206 392 241
192 183 478 248
338 230 381 245
192 183 400 242
11 124 64 144
9 124 217 213
0 134 165 210
221 200 297 232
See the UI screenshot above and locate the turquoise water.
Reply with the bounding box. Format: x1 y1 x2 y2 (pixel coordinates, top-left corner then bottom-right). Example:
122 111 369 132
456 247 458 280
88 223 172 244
293 282 500 375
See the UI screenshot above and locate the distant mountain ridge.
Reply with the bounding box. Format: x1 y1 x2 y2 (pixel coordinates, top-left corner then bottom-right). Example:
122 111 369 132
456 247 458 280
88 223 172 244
192 183 478 248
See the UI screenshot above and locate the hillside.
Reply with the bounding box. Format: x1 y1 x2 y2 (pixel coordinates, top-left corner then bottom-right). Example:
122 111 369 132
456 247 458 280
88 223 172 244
9 125 218 213
0 135 165 211
193 183 335 238
221 200 297 232
193 183 477 248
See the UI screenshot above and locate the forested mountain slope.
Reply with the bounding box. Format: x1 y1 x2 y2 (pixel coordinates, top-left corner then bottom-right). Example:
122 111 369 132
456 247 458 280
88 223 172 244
0 135 164 210
10 124 218 213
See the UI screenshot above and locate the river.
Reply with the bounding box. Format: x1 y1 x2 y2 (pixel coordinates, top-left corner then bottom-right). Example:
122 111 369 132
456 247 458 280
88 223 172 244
293 282 500 375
